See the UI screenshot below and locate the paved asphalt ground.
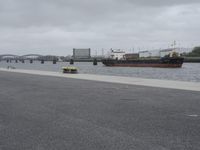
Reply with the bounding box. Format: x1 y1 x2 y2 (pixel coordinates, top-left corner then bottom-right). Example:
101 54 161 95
0 71 200 150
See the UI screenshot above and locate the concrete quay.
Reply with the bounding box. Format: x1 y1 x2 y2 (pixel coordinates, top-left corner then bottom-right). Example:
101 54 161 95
0 70 200 150
1 68 200 91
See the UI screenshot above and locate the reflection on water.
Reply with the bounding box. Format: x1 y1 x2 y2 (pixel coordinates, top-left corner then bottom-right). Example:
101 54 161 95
0 61 200 82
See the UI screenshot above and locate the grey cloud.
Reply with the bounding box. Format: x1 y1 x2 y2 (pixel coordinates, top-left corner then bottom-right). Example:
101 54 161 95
0 0 200 55
121 0 200 6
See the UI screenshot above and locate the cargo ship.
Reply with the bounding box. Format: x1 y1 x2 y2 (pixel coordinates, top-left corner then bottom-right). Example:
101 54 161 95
102 49 184 68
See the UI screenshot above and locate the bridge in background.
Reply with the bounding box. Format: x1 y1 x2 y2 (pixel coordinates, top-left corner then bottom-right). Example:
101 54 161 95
0 54 59 61
0 54 104 64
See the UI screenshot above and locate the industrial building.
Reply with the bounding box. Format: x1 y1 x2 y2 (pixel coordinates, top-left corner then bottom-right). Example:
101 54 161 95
139 48 178 58
124 53 139 59
159 49 176 57
73 48 91 59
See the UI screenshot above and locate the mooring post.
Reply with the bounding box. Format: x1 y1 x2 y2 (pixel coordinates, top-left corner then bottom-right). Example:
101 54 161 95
70 59 74 65
93 58 98 65
53 60 57 64
41 60 44 64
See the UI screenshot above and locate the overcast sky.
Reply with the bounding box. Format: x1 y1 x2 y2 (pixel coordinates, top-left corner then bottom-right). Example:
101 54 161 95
0 0 200 55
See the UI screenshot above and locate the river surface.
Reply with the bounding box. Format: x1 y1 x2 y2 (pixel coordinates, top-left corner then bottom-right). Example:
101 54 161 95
0 60 200 82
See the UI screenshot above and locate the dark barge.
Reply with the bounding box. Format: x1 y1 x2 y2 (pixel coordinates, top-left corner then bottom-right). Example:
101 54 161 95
102 57 184 68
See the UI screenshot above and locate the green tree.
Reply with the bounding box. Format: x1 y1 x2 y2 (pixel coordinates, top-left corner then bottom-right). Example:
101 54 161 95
184 47 200 57
192 47 200 55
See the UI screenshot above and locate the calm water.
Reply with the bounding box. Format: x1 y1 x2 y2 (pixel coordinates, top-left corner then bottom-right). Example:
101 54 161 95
0 60 200 82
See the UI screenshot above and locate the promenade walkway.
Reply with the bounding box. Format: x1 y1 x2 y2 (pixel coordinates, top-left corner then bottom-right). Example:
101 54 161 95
0 70 200 150
1 68 200 91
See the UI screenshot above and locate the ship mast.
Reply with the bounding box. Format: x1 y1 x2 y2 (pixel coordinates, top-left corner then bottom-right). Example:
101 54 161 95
173 40 176 49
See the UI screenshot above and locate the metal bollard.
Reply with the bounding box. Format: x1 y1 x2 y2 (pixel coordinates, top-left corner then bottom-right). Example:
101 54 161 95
93 58 98 65
70 59 74 65
53 60 57 64
41 60 44 64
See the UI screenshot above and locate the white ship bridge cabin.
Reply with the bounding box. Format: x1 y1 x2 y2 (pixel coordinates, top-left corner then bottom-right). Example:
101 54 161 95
109 49 126 60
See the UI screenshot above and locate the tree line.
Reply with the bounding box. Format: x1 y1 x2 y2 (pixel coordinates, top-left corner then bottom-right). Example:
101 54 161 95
181 47 200 57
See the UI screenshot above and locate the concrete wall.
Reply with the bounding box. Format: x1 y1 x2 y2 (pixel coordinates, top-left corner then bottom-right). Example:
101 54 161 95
73 48 91 59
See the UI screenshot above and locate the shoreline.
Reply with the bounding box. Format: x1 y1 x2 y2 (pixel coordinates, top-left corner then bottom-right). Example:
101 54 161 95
0 68 200 92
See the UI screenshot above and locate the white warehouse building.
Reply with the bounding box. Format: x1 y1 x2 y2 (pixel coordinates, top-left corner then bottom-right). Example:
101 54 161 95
139 50 160 58
139 48 178 58
159 48 176 57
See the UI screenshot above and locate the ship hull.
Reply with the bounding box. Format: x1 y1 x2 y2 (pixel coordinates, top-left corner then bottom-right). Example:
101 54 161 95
102 57 184 68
